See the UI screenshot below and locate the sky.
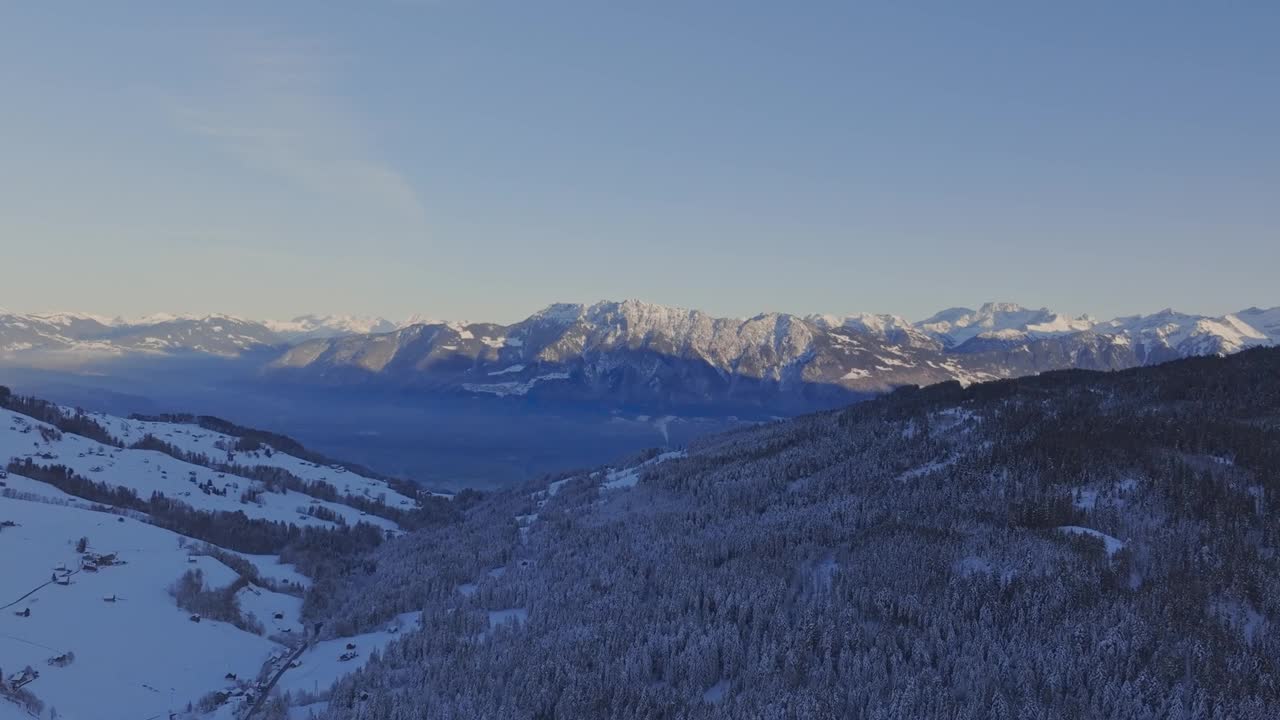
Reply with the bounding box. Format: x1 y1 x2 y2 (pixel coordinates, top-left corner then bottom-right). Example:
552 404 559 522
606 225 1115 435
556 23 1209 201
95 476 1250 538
1 1 1277 324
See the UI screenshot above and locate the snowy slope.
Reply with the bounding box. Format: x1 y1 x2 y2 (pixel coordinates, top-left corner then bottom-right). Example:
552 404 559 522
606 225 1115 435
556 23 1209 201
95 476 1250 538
916 303 1094 346
273 613 421 699
91 412 417 510
2 410 413 532
0 395 434 718
1095 309 1272 358
0 496 282 720
264 315 398 341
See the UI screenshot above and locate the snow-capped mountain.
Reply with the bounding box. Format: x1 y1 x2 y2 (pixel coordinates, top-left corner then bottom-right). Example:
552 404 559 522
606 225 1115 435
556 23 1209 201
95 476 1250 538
0 311 282 358
916 302 1096 346
265 299 1280 411
1235 306 1280 343
3 301 1277 413
264 314 400 341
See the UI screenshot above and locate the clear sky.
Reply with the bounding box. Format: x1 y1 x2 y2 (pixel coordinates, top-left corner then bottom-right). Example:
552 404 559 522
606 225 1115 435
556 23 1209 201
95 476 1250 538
1 1 1276 323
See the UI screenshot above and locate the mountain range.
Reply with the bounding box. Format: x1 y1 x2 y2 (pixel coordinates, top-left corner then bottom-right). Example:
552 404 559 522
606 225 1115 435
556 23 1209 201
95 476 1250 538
3 301 1278 413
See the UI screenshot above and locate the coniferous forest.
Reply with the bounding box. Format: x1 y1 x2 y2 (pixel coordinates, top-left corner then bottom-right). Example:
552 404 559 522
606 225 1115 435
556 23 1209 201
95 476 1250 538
291 348 1280 719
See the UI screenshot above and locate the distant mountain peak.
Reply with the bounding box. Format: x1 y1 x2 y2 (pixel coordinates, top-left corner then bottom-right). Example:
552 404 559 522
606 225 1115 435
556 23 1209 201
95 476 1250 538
4 301 1278 408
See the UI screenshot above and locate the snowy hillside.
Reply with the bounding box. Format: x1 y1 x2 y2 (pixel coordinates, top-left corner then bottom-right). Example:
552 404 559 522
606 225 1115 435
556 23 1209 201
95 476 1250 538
301 347 1280 719
0 391 444 720
0 498 283 720
1 410 405 532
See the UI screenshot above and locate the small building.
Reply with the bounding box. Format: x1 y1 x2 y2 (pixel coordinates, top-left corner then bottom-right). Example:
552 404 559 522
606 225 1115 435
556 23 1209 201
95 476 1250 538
190 614 202 623
9 667 38 689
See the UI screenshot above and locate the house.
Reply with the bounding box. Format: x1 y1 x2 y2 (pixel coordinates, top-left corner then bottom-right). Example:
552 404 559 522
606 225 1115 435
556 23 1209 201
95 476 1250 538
224 672 237 681
338 651 358 662
345 642 357 650
273 612 285 620
9 667 38 689
190 614 202 623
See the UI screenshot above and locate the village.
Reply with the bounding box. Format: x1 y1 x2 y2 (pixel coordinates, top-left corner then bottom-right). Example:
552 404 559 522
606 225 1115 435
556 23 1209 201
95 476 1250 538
0 401 425 720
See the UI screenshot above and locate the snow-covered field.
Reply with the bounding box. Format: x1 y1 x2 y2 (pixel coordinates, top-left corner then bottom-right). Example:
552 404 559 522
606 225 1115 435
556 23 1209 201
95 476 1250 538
274 613 421 698
1057 525 1125 556
0 401 429 718
0 496 281 720
90 413 417 510
2 410 404 532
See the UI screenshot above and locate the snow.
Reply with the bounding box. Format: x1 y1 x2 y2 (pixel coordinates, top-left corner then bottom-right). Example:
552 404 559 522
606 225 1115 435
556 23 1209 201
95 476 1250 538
1057 526 1125 556
0 699 34 720
1212 599 1269 644
0 402 427 716
0 496 283 720
917 303 1093 345
601 451 686 490
461 372 570 397
289 701 330 719
895 457 955 482
0 472 90 506
487 364 526 376
702 679 730 704
265 315 397 340
1233 306 1280 343
486 608 528 629
954 556 994 577
235 554 311 589
1073 489 1098 510
236 584 304 635
8 409 417 532
0 418 396 530
273 613 421 697
1096 308 1274 356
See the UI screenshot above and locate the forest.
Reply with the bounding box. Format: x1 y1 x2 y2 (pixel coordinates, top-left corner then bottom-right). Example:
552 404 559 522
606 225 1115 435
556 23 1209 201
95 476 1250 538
297 348 1280 719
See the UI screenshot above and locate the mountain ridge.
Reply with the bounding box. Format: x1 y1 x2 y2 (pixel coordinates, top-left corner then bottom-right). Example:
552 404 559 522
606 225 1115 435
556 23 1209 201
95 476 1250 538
3 300 1278 413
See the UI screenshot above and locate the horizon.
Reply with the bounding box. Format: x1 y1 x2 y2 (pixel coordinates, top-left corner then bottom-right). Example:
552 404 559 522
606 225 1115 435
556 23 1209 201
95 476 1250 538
2 295 1278 328
3 2 1278 323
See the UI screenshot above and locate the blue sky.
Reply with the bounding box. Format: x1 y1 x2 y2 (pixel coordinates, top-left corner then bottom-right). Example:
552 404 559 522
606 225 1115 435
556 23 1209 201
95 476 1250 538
1 1 1276 323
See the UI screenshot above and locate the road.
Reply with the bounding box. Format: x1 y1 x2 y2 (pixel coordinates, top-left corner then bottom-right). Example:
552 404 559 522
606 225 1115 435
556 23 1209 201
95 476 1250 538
242 639 309 719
